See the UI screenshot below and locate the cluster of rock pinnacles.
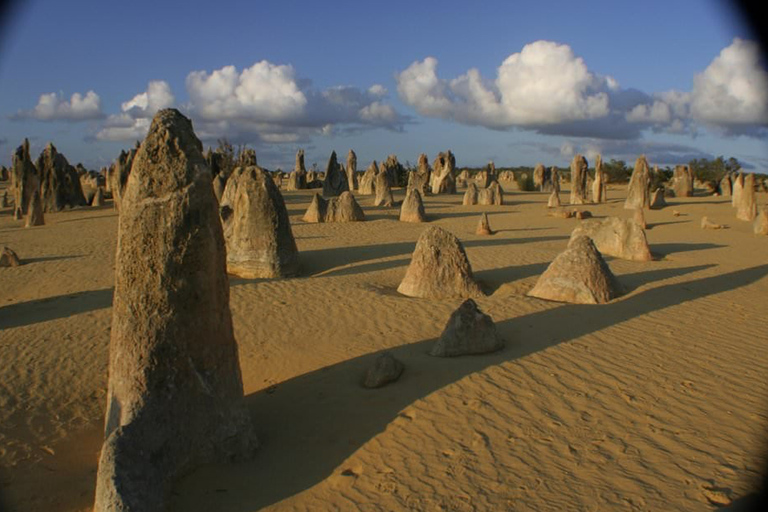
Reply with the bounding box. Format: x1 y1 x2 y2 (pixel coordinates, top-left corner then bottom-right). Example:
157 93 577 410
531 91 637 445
4 108 766 510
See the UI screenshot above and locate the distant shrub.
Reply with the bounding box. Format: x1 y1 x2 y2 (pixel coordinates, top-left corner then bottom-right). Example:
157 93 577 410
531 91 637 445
514 171 536 191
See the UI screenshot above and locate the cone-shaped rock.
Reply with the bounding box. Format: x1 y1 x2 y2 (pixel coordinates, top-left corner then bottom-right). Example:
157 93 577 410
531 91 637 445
650 188 667 209
463 182 479 205
326 191 366 222
1 246 21 267
476 213 493 235
322 151 349 197
25 189 45 227
219 166 300 279
397 226 483 299
400 188 426 223
528 236 622 304
754 206 768 235
374 169 395 206
430 299 502 357
94 109 257 512
736 173 757 221
362 352 404 389
303 193 328 223
569 154 589 205
624 156 651 210
359 161 377 195
346 150 358 191
570 217 652 261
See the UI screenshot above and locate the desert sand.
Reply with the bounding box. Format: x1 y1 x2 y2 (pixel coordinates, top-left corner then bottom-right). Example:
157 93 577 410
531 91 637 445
1 179 767 511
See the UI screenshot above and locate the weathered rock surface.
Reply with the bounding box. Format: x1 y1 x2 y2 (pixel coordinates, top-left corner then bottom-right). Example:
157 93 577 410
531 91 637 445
735 173 757 221
25 188 45 227
754 206 768 235
10 139 38 220
720 174 732 196
93 187 105 207
673 165 694 197
429 299 502 357
701 217 727 230
463 183 479 206
94 108 257 512
374 169 395 207
633 208 646 229
36 143 87 213
0 246 21 267
303 193 328 223
547 190 561 208
650 188 667 209
478 182 503 206
110 148 136 212
397 226 483 299
286 149 307 191
624 156 651 210
476 213 493 235
407 153 431 194
528 235 622 304
569 154 589 205
346 150 358 191
213 173 228 203
304 191 365 223
732 172 743 208
570 217 652 261
219 166 300 279
322 151 349 197
362 352 404 388
400 188 426 223
533 163 545 191
592 154 606 203
359 161 378 195
430 151 456 194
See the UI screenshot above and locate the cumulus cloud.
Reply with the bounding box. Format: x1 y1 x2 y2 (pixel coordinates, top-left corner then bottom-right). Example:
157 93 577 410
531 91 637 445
14 90 104 121
96 81 174 141
184 61 406 142
396 41 615 130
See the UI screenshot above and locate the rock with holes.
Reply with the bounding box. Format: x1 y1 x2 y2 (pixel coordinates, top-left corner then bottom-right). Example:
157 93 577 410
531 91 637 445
397 226 483 299
528 235 622 304
362 352 405 388
94 109 257 512
569 216 652 261
219 166 300 279
303 193 328 223
430 299 502 357
400 188 426 223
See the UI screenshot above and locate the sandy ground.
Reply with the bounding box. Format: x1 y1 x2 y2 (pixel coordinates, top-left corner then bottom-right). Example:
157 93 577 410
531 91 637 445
1 178 767 511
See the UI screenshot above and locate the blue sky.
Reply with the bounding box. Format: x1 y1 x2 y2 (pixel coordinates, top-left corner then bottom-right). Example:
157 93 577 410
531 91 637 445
0 0 765 172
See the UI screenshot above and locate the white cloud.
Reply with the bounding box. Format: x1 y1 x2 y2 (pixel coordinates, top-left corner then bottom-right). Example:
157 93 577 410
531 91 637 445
396 41 613 129
96 81 175 141
690 38 768 126
15 90 104 121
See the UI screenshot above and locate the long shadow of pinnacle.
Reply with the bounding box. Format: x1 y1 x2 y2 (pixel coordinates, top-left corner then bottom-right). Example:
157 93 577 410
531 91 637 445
171 263 768 511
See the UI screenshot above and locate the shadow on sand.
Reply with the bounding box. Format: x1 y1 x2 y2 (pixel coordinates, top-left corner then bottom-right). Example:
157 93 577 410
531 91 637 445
0 288 114 330
171 263 768 511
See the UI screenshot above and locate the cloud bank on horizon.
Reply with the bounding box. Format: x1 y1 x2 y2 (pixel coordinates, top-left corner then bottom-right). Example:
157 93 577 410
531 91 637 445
9 37 768 166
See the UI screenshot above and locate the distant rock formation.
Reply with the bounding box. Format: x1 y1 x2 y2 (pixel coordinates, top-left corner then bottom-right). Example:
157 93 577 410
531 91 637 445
624 155 651 210
528 235 622 304
303 191 365 223
547 190 561 208
533 163 545 191
380 154 404 187
25 188 44 227
374 169 395 207
359 161 378 195
397 226 483 299
286 149 307 191
720 174 732 196
551 167 561 193
649 188 667 209
10 139 38 220
322 151 349 197
476 213 493 235
477 181 503 206
429 299 503 357
219 166 300 279
592 154 606 203
94 109 256 512
362 352 404 388
0 246 21 267
93 187 105 207
463 183 479 206
238 148 257 167
110 148 136 212
36 143 87 213
672 165 694 197
570 217 652 261
735 173 757 221
407 153 431 194
430 151 456 194
569 154 589 205
399 188 426 223
346 150 358 191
